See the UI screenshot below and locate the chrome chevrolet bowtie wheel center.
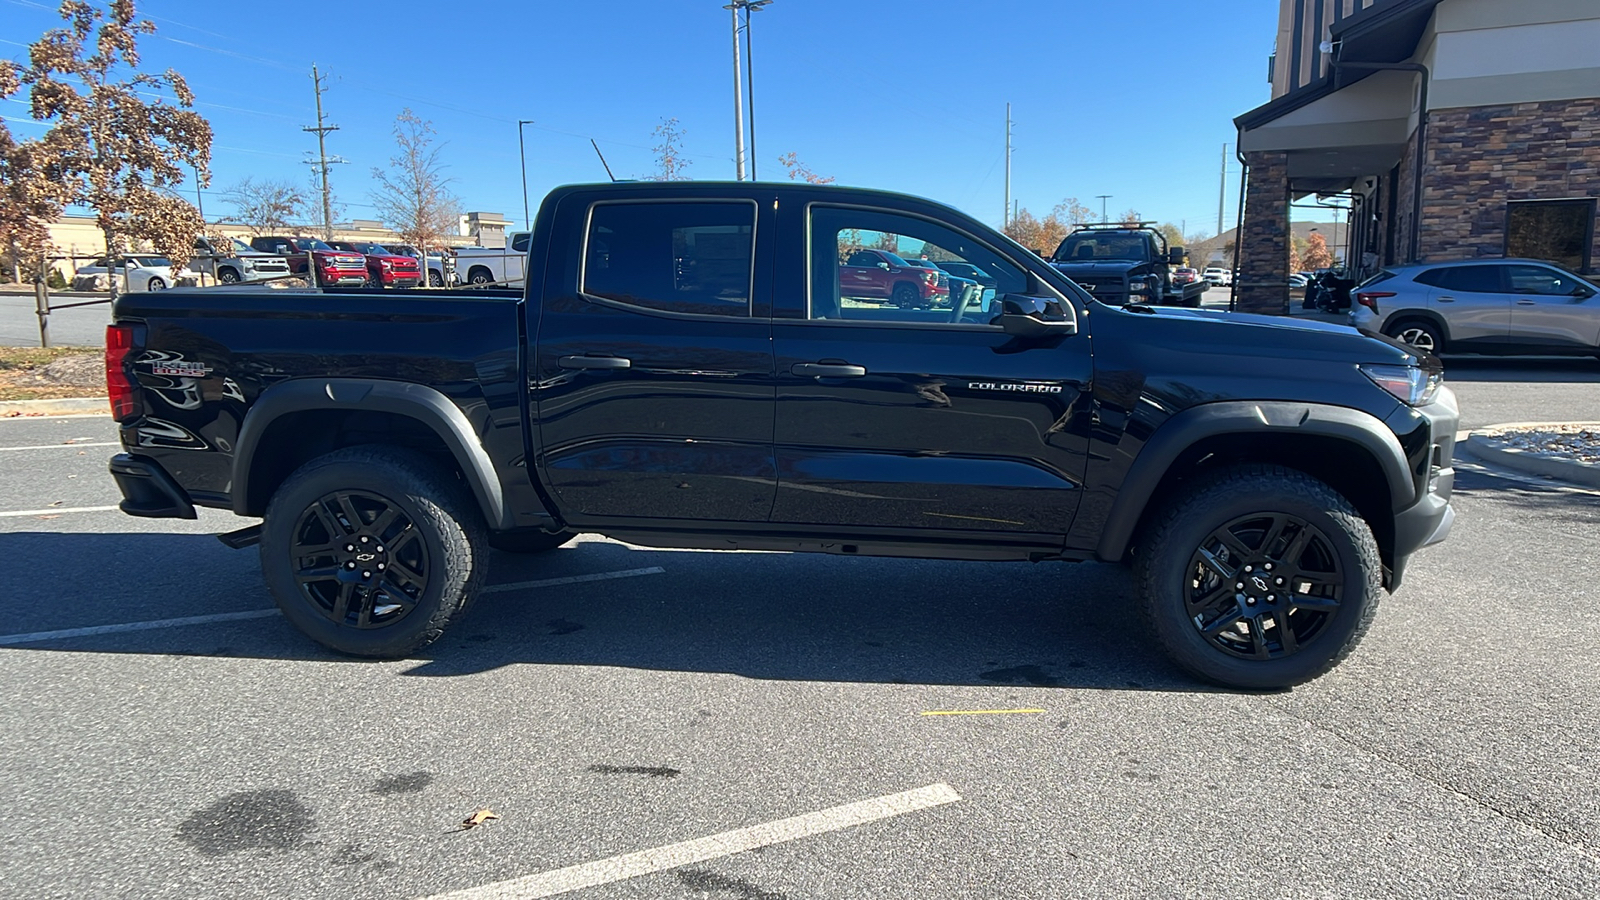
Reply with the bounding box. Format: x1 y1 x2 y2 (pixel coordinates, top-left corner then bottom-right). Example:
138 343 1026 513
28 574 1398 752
289 490 429 628
1186 513 1344 661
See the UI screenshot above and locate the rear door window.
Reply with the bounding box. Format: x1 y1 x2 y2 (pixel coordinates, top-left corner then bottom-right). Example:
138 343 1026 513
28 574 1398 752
1434 266 1503 293
582 201 756 318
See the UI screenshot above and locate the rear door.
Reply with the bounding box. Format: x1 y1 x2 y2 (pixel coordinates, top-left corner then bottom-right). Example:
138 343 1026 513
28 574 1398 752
532 191 778 525
1505 264 1600 349
770 199 1092 538
1428 264 1511 344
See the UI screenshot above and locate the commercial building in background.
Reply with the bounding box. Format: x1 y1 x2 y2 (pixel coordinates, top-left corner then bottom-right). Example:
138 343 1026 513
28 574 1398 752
25 213 512 282
1233 0 1599 313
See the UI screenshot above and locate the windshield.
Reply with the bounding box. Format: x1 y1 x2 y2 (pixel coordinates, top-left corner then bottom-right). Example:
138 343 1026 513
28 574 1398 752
903 259 935 269
230 238 255 253
298 238 334 252
1053 234 1147 262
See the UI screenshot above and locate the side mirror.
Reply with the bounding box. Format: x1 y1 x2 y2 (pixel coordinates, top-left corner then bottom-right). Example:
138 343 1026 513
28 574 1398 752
1573 284 1594 299
1168 247 1185 266
877 262 890 270
993 293 1078 338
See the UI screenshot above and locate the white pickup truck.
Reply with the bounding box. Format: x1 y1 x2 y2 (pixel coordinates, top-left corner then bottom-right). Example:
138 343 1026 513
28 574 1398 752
451 231 531 286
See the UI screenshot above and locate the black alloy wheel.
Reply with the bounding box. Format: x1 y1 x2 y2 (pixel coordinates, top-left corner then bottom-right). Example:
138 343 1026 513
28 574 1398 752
1135 465 1382 689
260 446 487 657
289 489 430 630
892 282 919 308
1184 512 1342 661
218 267 241 284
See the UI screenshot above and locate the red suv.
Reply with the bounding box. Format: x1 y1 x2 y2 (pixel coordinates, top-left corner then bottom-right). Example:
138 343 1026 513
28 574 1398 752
328 241 422 289
839 249 947 308
249 236 367 287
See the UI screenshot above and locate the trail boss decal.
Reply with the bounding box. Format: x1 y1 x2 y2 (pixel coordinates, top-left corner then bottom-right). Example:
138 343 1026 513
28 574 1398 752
967 382 1063 394
149 360 212 378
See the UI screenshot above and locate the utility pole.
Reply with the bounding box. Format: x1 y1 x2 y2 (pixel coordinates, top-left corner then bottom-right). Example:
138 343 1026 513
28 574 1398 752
742 0 771 180
1217 143 1228 241
304 65 339 240
726 2 746 180
1004 102 1012 227
1097 195 1112 224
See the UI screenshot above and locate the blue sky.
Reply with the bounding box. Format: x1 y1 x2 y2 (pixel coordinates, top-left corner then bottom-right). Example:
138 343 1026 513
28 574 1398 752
3 0 1286 239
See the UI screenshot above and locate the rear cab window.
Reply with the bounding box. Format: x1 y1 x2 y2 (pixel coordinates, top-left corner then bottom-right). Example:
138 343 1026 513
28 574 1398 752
581 201 757 318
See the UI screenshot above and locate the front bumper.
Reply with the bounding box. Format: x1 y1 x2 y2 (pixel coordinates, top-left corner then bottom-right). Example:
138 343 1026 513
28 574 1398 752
109 453 197 519
1386 386 1459 590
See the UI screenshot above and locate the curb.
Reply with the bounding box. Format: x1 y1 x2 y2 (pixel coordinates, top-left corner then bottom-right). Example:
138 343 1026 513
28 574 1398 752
0 397 108 417
1464 422 1600 489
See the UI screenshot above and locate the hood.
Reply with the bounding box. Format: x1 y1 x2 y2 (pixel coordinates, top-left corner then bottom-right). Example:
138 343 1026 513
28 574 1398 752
1050 260 1141 277
1110 303 1439 370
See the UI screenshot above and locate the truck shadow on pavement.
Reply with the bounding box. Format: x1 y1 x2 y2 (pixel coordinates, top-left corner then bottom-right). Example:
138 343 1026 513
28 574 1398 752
0 530 1219 693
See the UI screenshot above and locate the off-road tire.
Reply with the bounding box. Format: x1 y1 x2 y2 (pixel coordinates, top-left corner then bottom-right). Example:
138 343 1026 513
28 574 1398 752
260 445 488 658
1134 464 1382 690
488 531 576 554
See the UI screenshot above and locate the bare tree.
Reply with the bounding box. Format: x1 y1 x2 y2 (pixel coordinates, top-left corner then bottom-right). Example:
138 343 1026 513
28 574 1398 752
14 0 212 299
225 177 307 236
777 152 834 184
1118 208 1144 226
370 108 459 278
647 117 691 181
1051 197 1095 227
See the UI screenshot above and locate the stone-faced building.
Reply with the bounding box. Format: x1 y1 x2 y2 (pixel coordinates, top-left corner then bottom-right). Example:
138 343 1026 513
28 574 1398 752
1234 0 1600 313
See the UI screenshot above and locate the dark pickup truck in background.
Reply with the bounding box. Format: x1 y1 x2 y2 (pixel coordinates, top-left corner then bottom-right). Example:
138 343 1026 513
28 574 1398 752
1050 223 1207 307
105 181 1457 690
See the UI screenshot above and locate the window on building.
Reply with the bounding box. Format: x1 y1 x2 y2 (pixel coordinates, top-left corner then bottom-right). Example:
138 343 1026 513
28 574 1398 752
582 202 755 317
1506 199 1595 273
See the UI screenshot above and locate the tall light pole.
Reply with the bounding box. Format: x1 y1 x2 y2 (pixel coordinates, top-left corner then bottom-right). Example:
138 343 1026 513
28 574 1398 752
1004 102 1012 228
1097 195 1112 224
724 1 772 180
726 2 746 180
517 120 534 231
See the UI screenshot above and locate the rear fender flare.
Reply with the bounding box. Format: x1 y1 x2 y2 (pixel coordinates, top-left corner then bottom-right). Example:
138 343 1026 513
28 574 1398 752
233 378 512 530
1095 400 1413 562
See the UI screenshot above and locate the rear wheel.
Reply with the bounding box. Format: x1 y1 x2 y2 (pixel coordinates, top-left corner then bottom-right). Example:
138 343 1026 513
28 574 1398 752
259 446 487 658
146 277 166 291
468 267 493 286
1134 465 1382 690
1387 318 1444 354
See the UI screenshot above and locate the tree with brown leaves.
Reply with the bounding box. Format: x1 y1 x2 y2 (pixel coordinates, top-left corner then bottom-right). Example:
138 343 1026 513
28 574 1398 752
777 152 834 185
1003 208 1046 256
370 109 460 270
1303 232 1334 270
647 117 691 182
0 59 60 280
13 0 212 299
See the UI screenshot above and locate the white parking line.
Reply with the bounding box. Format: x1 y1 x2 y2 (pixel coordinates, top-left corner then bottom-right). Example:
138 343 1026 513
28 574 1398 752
0 609 281 646
482 566 666 594
0 505 121 518
0 568 670 646
0 442 119 452
418 783 962 900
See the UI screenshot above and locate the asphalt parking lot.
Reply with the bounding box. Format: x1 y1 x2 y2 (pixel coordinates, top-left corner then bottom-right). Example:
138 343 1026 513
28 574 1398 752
1 367 1598 899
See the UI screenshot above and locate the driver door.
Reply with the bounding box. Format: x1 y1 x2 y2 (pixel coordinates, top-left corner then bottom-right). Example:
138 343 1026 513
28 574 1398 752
770 202 1092 537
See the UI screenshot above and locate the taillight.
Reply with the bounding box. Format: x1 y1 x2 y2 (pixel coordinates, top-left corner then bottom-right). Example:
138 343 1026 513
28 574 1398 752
1357 291 1395 311
105 323 143 422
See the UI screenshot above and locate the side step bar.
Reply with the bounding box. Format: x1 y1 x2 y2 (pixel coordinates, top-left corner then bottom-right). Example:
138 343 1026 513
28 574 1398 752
217 524 262 549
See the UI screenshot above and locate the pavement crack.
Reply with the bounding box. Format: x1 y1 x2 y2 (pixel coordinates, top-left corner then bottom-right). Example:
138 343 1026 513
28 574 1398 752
1262 699 1597 863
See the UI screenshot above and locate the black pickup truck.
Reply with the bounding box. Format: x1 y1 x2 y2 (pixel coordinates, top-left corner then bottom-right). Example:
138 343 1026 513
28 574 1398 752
105 181 1457 689
1049 223 1208 307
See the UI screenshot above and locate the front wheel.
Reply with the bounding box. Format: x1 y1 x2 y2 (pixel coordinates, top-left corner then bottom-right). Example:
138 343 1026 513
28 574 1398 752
217 267 241 284
891 282 919 308
1134 465 1382 690
259 446 488 658
428 271 444 287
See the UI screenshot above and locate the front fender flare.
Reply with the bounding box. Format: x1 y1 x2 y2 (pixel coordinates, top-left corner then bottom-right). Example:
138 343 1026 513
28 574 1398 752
232 378 511 530
1094 400 1413 563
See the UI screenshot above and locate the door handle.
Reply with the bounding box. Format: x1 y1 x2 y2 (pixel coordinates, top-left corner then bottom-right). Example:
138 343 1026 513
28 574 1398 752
792 362 867 378
1516 299 1538 305
558 355 632 370
1437 296 1455 303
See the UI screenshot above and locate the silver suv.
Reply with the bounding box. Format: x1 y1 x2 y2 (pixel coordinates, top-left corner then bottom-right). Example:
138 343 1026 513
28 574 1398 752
1349 259 1600 357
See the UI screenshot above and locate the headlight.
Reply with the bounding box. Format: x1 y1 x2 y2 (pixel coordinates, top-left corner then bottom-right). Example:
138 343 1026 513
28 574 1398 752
380 259 393 269
1127 278 1149 292
1359 364 1442 406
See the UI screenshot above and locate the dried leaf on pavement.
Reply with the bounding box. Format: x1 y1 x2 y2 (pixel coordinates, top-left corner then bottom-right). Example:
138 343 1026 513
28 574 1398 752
459 808 500 831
